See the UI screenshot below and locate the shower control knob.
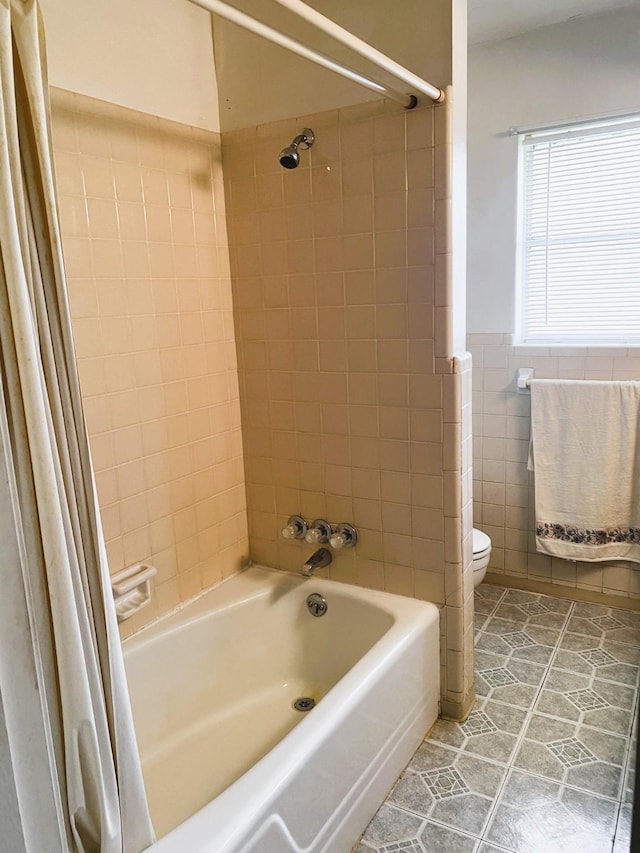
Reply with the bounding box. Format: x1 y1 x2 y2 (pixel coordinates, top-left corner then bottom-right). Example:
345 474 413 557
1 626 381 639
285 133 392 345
305 519 331 544
329 532 347 549
281 515 308 540
329 523 358 550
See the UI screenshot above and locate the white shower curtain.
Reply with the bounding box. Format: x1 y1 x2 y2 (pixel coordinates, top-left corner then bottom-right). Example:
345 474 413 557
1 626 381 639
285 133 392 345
0 2 154 850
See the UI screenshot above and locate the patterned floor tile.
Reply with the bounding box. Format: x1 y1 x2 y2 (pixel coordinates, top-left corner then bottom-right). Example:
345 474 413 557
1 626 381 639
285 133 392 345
623 756 635 805
429 697 528 764
355 803 479 853
628 731 637 772
389 743 506 836
502 588 572 612
484 769 617 853
475 613 490 633
513 714 626 798
418 822 481 853
612 802 631 853
533 668 636 736
613 833 629 851
622 725 636 806
476 584 506 603
356 586 639 853
475 585 505 617
355 803 425 851
566 603 640 647
476 621 561 666
492 590 572 631
475 651 547 709
554 634 640 687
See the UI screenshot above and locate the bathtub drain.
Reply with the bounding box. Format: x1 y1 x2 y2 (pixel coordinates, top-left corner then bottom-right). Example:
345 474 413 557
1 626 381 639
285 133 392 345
293 696 316 712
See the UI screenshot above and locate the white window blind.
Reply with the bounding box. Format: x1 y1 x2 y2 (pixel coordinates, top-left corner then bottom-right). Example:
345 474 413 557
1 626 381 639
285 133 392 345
517 116 640 345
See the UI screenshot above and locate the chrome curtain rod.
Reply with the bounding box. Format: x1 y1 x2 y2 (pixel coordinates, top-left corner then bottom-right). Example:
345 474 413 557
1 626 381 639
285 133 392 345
268 0 444 103
186 0 445 108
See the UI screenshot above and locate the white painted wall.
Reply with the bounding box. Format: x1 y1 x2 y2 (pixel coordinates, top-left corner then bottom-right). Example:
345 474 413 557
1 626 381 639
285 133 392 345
467 6 640 332
39 0 220 130
212 0 452 131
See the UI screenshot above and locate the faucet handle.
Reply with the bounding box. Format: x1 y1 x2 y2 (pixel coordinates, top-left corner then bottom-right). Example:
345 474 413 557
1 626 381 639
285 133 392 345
329 523 358 550
281 515 308 540
305 519 331 544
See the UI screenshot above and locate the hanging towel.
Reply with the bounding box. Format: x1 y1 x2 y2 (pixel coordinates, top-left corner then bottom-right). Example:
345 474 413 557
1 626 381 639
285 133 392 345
529 379 640 563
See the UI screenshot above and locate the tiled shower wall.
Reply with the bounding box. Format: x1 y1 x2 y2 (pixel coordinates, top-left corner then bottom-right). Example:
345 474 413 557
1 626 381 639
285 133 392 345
223 99 474 716
469 332 640 603
51 89 249 636
50 86 473 715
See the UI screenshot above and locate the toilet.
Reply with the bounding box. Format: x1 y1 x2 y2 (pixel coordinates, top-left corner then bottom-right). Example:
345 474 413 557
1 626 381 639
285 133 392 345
472 528 492 588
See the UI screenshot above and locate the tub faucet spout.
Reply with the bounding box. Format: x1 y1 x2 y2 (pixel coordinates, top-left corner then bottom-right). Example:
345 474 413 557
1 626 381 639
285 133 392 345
302 547 332 577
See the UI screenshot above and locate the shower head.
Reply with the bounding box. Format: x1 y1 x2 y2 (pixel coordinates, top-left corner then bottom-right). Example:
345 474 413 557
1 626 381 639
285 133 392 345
278 128 315 169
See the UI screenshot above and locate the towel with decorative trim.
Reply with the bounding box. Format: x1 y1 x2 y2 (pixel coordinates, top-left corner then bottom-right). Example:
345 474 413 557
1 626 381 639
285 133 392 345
528 378 640 563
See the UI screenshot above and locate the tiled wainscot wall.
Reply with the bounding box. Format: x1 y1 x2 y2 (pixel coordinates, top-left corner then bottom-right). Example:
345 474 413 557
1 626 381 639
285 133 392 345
469 332 640 604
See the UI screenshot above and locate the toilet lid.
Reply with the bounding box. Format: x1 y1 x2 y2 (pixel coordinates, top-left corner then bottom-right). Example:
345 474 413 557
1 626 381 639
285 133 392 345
473 528 491 555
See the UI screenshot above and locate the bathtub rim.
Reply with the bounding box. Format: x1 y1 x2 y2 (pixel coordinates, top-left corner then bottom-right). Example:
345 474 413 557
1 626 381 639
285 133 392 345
126 564 440 852
124 561 436 652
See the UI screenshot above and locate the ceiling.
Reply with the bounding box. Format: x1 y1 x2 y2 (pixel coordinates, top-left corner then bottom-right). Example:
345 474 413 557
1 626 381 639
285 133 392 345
468 0 640 44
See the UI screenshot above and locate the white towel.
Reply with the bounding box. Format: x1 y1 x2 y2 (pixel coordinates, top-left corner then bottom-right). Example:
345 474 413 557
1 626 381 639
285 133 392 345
529 379 640 563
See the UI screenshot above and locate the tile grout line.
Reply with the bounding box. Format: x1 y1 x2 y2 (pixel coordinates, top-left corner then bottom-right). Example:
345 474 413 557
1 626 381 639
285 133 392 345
539 597 635 842
474 594 578 850
360 588 511 852
479 592 637 853
469 584 524 851
441 584 549 851
378 801 484 849
358 587 639 852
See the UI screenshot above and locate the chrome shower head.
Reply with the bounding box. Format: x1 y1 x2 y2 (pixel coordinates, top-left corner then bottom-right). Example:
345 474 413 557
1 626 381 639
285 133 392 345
278 128 315 169
279 145 300 170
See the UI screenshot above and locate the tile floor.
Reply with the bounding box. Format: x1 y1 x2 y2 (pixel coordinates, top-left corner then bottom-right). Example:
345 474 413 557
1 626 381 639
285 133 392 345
355 585 639 853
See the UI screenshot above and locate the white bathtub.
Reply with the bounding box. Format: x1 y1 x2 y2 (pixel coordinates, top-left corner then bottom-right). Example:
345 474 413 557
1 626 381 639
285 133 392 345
124 565 440 853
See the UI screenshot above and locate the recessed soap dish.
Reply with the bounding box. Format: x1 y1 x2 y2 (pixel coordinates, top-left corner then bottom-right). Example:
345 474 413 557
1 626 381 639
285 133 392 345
111 563 157 622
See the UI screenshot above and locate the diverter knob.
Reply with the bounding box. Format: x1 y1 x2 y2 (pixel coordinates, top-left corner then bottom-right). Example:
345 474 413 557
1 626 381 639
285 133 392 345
305 519 331 544
281 515 308 540
329 523 358 550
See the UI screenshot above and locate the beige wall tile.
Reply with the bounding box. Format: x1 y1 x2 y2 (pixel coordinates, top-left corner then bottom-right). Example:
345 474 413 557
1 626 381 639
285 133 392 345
227 103 462 630
60 96 468 711
54 90 248 628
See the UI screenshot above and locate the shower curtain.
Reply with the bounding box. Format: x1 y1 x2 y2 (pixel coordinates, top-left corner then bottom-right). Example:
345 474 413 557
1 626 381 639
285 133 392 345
0 1 154 850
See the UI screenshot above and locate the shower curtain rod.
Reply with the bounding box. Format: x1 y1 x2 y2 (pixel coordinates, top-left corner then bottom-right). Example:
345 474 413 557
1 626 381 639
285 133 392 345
267 0 444 103
186 0 445 107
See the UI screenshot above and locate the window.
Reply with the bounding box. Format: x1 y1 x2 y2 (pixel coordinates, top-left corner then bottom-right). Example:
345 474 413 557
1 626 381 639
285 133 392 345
516 114 640 345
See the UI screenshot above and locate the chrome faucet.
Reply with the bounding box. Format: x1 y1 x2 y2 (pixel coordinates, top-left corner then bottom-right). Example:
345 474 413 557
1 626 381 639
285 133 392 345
302 547 332 577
